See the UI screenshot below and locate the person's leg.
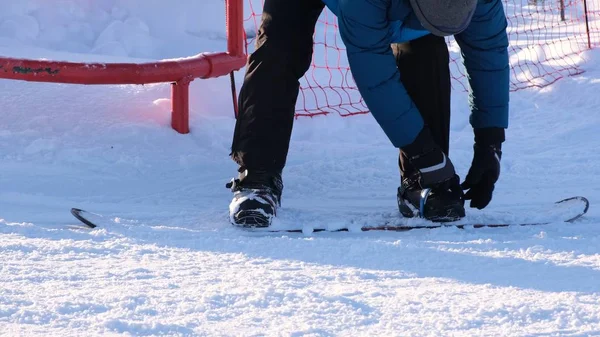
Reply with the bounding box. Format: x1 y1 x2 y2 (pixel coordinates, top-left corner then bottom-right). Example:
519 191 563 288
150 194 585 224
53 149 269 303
393 34 464 221
227 0 324 227
230 0 325 173
392 34 451 178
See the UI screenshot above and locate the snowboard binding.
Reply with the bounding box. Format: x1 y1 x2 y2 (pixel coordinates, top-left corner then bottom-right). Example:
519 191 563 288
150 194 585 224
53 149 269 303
397 176 466 222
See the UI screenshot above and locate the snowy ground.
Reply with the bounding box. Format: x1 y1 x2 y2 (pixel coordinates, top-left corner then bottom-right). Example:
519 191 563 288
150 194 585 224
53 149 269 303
2 1 600 336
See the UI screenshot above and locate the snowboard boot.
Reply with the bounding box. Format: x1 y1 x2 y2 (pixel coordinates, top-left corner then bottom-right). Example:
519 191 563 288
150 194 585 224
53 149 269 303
226 167 283 228
397 173 465 222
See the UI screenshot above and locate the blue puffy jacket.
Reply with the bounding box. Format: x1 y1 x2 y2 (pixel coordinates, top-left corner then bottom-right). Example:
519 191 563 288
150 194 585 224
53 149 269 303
322 0 509 147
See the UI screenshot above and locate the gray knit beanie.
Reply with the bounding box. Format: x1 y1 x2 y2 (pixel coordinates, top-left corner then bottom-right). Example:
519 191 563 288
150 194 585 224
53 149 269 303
409 0 478 36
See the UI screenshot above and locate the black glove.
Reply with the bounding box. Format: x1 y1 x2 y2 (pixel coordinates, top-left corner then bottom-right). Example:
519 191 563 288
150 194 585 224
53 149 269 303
461 128 505 209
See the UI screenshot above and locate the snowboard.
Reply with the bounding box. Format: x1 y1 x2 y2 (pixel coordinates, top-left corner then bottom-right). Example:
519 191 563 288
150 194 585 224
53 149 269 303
69 196 589 234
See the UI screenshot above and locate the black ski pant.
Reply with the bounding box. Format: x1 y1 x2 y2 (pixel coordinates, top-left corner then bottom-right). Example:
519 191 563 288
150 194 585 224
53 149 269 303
393 35 451 178
230 0 451 178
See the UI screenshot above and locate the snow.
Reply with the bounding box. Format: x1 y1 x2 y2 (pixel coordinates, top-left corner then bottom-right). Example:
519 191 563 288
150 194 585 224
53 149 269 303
1 0 600 335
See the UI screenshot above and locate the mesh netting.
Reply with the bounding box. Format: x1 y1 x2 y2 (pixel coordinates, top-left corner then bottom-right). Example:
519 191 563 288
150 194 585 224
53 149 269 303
244 0 600 117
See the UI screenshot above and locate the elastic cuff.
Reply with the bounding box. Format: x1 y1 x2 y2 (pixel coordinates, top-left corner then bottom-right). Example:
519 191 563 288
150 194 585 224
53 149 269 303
474 127 505 146
400 126 438 158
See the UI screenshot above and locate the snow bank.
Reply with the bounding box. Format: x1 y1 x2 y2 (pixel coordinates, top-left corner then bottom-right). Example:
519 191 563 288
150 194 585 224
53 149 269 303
0 0 228 60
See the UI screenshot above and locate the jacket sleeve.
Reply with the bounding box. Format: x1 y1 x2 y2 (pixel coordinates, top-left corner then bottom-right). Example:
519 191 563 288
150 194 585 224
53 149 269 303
337 0 424 148
454 0 510 130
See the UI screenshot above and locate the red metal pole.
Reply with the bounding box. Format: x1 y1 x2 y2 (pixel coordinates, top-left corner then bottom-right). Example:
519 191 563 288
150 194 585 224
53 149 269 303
171 79 190 134
227 0 245 58
226 0 245 118
0 52 246 84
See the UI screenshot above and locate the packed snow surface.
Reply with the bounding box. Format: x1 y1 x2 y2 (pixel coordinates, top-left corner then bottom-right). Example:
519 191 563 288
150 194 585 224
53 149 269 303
1 0 600 336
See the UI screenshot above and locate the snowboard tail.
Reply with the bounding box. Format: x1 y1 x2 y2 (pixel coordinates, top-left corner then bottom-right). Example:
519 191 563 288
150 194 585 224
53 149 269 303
71 208 99 228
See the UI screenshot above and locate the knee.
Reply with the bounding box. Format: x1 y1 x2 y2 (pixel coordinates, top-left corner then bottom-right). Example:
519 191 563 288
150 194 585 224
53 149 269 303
253 35 314 79
253 14 314 77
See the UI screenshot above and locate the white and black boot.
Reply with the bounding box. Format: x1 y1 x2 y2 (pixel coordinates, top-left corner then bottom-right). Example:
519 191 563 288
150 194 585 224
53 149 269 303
226 168 283 228
398 127 465 222
398 173 465 222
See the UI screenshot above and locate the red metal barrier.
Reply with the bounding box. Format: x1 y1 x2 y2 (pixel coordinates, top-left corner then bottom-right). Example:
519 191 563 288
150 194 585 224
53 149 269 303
0 0 247 134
